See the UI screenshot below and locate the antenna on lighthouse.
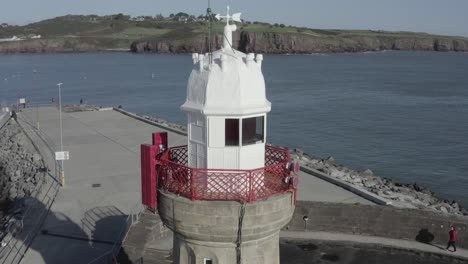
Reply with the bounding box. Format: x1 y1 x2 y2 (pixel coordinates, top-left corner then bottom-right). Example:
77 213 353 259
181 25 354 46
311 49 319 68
207 0 213 64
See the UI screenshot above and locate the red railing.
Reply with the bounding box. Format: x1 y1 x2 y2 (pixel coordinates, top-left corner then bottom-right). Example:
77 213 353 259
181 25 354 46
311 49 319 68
157 145 293 203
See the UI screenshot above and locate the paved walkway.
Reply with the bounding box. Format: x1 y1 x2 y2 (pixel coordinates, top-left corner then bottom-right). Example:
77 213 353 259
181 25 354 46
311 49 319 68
280 231 468 260
297 170 373 204
19 107 185 264
17 106 374 263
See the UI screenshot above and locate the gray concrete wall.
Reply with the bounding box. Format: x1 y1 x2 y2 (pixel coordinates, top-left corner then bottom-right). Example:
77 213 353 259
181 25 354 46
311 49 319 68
286 201 468 248
280 238 468 264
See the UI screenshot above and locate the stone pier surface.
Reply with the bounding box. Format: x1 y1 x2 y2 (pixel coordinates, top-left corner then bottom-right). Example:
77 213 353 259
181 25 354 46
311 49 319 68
18 106 186 264
14 106 468 264
15 106 374 264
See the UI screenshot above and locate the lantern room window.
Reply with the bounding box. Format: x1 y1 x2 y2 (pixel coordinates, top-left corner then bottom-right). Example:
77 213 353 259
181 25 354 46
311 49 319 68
242 116 264 145
225 119 239 146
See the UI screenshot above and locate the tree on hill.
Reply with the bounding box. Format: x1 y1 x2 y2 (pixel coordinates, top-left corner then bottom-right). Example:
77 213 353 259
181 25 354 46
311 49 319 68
155 14 164 21
175 12 189 18
113 13 130 20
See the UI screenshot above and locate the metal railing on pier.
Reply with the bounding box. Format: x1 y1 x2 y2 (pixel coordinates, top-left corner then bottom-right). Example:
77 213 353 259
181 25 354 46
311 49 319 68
0 104 61 264
86 205 143 264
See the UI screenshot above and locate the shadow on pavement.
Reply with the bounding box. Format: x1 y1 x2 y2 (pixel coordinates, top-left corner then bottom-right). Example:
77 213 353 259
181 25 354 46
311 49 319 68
4 198 127 264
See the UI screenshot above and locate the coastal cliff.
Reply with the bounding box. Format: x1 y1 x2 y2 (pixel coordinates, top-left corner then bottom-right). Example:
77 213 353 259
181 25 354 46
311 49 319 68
1 15 467 54
0 38 100 53
130 31 468 54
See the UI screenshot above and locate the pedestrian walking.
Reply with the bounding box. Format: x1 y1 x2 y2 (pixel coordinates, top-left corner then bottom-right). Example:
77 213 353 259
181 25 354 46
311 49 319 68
80 98 83 105
446 226 457 252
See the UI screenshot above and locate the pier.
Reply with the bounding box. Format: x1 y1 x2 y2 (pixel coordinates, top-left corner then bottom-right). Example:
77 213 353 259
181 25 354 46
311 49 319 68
3 106 464 263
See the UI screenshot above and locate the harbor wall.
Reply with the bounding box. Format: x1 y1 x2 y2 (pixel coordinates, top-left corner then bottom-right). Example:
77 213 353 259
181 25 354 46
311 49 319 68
286 201 468 248
0 112 10 130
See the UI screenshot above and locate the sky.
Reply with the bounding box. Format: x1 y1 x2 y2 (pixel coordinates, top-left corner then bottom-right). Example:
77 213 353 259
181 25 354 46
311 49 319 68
1 0 468 37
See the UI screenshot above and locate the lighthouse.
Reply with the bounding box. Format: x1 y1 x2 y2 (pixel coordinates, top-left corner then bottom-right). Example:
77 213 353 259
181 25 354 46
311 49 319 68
141 6 298 264
182 6 270 171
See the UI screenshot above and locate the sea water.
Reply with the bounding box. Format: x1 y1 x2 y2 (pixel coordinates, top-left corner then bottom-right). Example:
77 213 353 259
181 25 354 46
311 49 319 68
1 51 467 206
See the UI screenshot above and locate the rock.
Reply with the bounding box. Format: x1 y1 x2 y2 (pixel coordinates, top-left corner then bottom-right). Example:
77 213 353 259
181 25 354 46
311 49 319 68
439 206 449 214
328 167 348 178
325 156 336 164
351 178 362 184
32 153 41 163
412 182 425 192
293 148 304 156
462 208 468 216
8 186 17 199
363 179 378 188
361 169 374 177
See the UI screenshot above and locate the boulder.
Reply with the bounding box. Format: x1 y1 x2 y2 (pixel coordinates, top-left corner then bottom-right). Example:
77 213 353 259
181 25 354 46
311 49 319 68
361 169 374 177
32 153 42 163
325 156 336 164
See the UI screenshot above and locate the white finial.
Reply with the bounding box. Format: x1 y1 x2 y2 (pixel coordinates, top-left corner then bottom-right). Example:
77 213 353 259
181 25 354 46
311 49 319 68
215 6 241 25
215 6 242 50
226 6 230 25
246 53 255 67
256 54 263 68
198 54 205 71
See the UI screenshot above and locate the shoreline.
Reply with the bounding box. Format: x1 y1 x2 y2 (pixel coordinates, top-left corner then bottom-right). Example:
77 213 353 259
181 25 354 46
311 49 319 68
1 49 468 56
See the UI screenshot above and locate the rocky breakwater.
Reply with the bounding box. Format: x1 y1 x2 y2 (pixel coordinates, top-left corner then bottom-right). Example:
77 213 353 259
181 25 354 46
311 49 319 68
0 120 44 244
131 31 468 54
141 115 187 133
291 149 468 216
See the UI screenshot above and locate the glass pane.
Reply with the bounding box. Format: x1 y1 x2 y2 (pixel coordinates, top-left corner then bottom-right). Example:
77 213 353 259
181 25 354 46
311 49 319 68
242 116 264 145
225 119 239 146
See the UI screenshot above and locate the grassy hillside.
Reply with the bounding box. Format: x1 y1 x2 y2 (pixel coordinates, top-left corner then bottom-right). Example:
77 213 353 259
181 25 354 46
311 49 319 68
0 14 467 53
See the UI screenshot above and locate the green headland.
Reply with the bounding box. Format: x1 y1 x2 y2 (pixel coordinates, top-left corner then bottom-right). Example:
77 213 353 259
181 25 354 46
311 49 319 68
1 13 467 53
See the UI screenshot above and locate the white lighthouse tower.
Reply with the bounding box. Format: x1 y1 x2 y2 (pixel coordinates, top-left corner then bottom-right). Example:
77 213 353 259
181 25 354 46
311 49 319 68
182 6 270 171
141 6 297 264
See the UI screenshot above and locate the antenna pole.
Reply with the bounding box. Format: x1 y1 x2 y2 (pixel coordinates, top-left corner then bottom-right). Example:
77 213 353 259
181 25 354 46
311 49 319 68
207 0 213 64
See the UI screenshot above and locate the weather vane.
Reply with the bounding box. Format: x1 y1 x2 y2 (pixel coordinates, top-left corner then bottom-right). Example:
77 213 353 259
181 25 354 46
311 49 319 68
216 6 242 25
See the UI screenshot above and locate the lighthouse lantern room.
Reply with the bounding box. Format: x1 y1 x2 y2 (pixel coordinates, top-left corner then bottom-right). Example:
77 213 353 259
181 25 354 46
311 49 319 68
182 6 270 170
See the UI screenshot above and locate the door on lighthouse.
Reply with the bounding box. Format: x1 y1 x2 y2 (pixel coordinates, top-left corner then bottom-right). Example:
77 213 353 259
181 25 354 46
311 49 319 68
189 113 207 168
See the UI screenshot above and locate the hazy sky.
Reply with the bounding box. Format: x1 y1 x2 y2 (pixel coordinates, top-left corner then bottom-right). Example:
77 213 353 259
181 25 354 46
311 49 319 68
2 0 468 37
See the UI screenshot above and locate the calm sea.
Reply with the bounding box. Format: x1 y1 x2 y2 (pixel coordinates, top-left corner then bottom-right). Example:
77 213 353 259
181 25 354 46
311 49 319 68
1 51 467 206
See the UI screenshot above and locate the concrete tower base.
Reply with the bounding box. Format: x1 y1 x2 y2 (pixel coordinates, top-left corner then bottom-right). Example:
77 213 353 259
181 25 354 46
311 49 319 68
158 191 295 264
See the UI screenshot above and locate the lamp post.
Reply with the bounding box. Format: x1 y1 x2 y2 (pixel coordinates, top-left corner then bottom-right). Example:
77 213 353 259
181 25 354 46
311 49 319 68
36 101 39 129
57 82 65 187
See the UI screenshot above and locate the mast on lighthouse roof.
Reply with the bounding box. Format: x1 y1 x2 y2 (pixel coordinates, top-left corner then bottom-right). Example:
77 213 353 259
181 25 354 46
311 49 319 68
215 6 242 50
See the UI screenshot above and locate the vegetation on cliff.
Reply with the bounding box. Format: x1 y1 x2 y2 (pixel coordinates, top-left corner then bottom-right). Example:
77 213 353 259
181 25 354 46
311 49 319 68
1 14 467 53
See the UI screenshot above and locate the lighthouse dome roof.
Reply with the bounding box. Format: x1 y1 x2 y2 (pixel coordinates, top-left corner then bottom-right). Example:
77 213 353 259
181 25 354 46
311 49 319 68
181 48 271 116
